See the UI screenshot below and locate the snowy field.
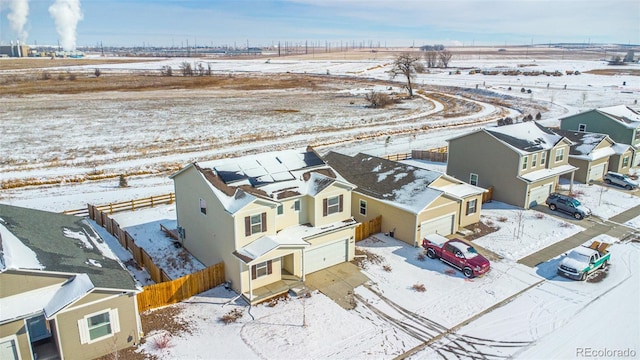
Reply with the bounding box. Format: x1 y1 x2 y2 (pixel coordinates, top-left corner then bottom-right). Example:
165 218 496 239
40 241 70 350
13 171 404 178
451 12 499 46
1 51 640 359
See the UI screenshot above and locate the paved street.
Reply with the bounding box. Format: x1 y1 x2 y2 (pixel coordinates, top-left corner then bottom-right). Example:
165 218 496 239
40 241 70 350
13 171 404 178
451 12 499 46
518 204 640 267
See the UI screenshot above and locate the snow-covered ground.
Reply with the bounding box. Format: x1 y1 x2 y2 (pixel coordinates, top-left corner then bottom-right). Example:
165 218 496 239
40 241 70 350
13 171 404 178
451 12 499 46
2 53 639 359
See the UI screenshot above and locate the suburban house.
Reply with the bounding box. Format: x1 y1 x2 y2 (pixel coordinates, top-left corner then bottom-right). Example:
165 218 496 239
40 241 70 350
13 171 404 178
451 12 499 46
323 152 486 247
170 149 357 304
447 121 577 209
553 129 616 183
609 143 636 175
559 105 640 167
0 204 142 360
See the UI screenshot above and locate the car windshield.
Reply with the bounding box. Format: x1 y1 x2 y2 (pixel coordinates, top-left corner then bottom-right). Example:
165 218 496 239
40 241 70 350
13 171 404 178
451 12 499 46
464 246 479 258
568 251 589 263
570 199 581 207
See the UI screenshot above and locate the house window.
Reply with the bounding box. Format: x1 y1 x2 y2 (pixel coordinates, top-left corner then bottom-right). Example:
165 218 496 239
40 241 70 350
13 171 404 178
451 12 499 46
199 198 207 215
294 199 301 212
277 204 283 215
532 154 537 167
469 173 479 186
245 213 267 236
78 309 120 344
359 199 367 216
323 195 343 216
622 156 629 167
251 260 272 280
541 152 547 165
578 124 587 132
555 148 565 162
522 156 528 170
466 199 477 215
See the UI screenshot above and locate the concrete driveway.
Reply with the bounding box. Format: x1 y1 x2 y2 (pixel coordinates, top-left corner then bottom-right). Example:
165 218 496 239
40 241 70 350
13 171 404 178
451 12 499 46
304 262 369 310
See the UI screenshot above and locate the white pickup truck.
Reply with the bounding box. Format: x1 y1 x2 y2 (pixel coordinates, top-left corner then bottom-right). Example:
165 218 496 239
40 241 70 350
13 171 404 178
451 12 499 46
557 241 611 281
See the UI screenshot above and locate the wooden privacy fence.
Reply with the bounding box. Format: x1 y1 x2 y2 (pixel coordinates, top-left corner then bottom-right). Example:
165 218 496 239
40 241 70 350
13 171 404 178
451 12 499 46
412 146 448 163
384 153 411 162
482 186 494 203
63 193 175 217
136 262 225 313
355 215 382 242
88 204 171 284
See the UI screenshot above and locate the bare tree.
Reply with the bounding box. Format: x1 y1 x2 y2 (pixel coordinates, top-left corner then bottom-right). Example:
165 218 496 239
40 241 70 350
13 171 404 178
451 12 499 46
207 63 213 76
439 50 453 68
161 65 173 76
365 91 394 108
424 50 438 68
388 52 423 97
197 63 205 76
180 61 193 76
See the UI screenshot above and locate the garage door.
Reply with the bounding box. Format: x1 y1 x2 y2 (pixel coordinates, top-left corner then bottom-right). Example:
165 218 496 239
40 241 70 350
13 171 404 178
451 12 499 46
529 182 552 208
420 214 455 239
0 339 19 360
305 239 348 274
588 163 606 182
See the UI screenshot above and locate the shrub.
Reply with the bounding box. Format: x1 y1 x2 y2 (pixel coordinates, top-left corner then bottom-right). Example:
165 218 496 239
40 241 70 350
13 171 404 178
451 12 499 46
497 216 509 223
416 253 426 261
365 91 394 108
41 71 51 80
68 72 77 81
535 112 542 120
412 283 426 292
534 213 545 219
94 68 102 77
119 174 128 188
152 333 174 350
220 308 243 324
382 264 392 272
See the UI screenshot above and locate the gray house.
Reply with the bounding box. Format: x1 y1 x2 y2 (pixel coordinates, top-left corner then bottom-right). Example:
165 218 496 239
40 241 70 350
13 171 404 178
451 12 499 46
447 121 577 209
553 129 616 183
0 204 142 360
560 105 640 167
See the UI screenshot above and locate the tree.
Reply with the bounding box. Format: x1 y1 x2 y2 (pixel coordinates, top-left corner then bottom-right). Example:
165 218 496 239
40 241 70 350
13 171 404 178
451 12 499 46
388 52 423 97
180 61 193 76
365 91 393 108
439 50 453 68
94 68 102 77
119 174 128 188
424 50 438 68
161 65 173 76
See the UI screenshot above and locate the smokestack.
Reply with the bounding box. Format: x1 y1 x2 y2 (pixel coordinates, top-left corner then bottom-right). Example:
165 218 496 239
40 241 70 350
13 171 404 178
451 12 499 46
16 40 22 57
10 41 15 57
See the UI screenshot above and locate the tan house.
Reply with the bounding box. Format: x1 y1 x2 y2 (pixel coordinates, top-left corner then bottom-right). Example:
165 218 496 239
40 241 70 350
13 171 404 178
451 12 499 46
323 152 486 247
0 204 142 360
609 143 636 175
447 121 577 209
553 129 616 183
170 149 357 304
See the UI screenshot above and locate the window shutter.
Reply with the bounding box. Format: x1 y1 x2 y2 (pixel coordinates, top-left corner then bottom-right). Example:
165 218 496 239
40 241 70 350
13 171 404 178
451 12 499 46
251 265 257 280
339 195 344 212
78 318 89 344
261 212 267 232
244 216 251 236
110 308 120 333
267 260 272 275
323 198 328 216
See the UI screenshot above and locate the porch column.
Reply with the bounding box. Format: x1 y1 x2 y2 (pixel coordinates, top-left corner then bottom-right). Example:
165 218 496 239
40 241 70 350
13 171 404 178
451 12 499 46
570 171 575 193
248 263 253 300
301 249 305 281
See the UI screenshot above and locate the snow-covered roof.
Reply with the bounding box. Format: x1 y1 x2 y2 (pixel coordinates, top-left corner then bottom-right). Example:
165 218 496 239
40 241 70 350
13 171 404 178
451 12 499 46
552 130 616 161
598 105 640 129
190 150 354 214
519 164 577 183
0 204 138 291
0 274 94 324
484 122 567 155
233 219 355 264
324 152 448 214
431 183 486 198
611 142 633 155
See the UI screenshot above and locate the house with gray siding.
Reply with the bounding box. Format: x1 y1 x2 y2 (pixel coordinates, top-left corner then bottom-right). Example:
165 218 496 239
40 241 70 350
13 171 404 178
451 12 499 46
560 105 640 167
553 129 616 183
447 122 577 209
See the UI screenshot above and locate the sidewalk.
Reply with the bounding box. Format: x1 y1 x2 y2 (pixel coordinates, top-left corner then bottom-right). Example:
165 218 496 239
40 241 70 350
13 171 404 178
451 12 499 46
518 204 640 268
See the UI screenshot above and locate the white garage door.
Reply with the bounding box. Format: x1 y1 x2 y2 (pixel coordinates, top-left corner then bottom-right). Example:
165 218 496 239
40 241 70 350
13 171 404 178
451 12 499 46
529 182 552 208
0 339 19 360
588 163 606 182
305 239 348 274
420 214 455 239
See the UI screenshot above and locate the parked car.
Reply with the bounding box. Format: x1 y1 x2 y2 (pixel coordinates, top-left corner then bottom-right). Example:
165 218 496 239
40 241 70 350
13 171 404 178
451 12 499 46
422 234 490 278
557 241 611 281
545 193 591 220
604 172 638 190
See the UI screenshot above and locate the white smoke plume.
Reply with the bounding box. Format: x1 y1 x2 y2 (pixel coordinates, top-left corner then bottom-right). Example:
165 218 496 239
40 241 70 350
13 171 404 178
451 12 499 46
3 0 30 41
48 0 83 51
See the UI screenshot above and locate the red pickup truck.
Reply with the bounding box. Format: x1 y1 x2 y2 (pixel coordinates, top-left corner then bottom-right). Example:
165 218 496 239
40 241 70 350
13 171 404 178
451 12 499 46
422 234 490 278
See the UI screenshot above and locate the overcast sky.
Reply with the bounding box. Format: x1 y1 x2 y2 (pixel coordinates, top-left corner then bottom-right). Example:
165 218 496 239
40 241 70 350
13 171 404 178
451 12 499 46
1 0 638 49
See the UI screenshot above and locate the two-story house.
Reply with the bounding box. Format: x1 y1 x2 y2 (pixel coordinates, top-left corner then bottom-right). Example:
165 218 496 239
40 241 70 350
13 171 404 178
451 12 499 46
447 121 577 209
553 129 616 183
560 105 640 167
170 149 357 304
323 152 486 247
0 204 142 360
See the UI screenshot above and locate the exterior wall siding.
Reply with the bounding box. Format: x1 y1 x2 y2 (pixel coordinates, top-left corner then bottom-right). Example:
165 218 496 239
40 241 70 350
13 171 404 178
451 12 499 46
560 111 637 146
0 271 67 298
0 320 32 360
459 194 483 227
351 193 417 246
56 291 140 360
448 131 527 208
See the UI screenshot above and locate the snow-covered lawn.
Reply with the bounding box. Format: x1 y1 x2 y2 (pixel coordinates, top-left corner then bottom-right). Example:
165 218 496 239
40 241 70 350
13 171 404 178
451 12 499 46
473 202 584 261
557 179 640 219
625 214 640 229
414 239 639 359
